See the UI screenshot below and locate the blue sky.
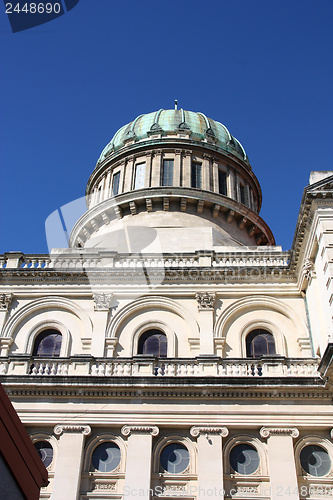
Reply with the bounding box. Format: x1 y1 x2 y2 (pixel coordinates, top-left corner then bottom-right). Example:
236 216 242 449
1 0 332 254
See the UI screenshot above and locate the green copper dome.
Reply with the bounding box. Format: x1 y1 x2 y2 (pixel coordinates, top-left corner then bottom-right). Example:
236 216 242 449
98 109 247 163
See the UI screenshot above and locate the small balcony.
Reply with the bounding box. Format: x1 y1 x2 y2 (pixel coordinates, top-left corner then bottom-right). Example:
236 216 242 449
0 355 320 379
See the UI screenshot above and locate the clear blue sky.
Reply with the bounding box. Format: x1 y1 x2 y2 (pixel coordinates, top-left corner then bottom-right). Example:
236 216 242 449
1 0 332 254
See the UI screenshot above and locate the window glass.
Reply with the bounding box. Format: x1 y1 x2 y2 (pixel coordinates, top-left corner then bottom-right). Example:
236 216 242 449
134 163 145 189
92 442 121 473
300 445 331 477
246 329 276 358
34 441 53 468
33 330 62 357
162 160 174 186
138 330 167 357
112 172 120 196
230 443 260 475
191 162 202 189
218 170 227 195
160 443 190 473
239 184 246 204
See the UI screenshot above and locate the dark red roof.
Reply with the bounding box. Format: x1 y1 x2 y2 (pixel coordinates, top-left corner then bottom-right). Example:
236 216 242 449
0 383 48 500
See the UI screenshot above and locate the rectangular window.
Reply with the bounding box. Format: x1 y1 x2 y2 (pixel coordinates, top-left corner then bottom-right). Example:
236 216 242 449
218 170 227 195
112 172 120 196
162 159 174 186
134 163 145 189
240 184 246 204
191 162 202 189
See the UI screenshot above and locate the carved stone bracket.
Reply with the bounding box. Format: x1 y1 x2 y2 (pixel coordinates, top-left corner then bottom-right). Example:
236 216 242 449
301 258 315 280
0 293 13 311
195 292 216 310
93 293 113 311
121 425 159 437
260 427 299 439
54 424 91 436
190 426 229 438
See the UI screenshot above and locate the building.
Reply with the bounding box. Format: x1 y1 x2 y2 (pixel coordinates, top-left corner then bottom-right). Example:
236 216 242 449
0 107 332 500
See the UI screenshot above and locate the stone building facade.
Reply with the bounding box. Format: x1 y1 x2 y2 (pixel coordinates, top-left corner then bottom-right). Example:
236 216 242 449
0 108 332 500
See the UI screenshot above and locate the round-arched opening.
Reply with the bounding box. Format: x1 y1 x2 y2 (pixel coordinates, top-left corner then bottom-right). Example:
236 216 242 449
229 443 260 475
160 443 190 473
91 442 121 473
138 329 167 357
246 329 276 358
32 329 62 357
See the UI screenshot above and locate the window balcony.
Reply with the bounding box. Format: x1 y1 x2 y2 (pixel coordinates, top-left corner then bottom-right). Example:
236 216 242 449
0 355 320 379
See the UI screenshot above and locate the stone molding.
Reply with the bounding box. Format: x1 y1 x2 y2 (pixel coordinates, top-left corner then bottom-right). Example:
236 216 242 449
93 293 113 311
190 426 229 437
0 293 13 311
260 427 299 438
54 424 91 436
195 292 216 310
121 425 159 437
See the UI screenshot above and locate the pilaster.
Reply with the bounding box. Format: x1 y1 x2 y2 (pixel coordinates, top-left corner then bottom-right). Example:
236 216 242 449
151 150 162 187
195 292 216 355
174 150 182 186
91 293 113 356
260 427 299 500
190 426 228 500
51 424 91 500
183 150 191 187
121 425 159 500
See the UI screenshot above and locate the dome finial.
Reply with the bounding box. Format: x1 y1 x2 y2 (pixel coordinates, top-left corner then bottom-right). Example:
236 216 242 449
175 99 178 110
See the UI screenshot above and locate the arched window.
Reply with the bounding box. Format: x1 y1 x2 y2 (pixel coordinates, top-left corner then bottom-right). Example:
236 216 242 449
160 443 190 473
33 329 62 357
300 445 331 477
246 329 276 358
230 443 260 475
138 329 167 357
34 441 53 468
91 442 121 473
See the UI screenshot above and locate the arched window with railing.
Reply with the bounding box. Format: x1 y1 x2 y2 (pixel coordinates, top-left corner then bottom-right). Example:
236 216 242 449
138 329 167 357
32 329 62 357
246 329 276 358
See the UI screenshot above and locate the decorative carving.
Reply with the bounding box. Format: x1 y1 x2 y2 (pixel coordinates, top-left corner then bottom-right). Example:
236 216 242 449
54 424 91 436
0 293 13 311
195 292 216 310
91 481 116 491
260 427 299 438
121 425 159 437
302 258 315 280
93 293 113 311
190 426 229 437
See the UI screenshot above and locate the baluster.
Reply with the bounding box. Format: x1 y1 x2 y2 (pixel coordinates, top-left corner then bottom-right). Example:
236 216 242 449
31 365 38 375
118 364 124 376
51 363 57 375
252 363 259 376
156 365 163 376
98 364 105 376
124 363 131 376
91 365 98 376
37 363 44 375
105 364 112 376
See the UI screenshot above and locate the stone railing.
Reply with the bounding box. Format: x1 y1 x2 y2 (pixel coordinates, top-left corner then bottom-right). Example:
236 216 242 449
0 356 319 378
0 250 290 271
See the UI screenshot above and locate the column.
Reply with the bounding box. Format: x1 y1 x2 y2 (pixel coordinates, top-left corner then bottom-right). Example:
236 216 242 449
151 150 162 187
91 293 114 356
228 168 236 200
195 292 216 355
174 150 182 186
123 156 135 191
202 154 210 191
212 159 219 193
121 425 159 500
260 427 299 500
0 293 13 340
183 150 191 187
145 152 153 187
190 426 228 500
51 424 91 500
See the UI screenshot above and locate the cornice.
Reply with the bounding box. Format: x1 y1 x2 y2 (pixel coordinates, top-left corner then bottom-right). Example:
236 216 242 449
1 376 329 400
